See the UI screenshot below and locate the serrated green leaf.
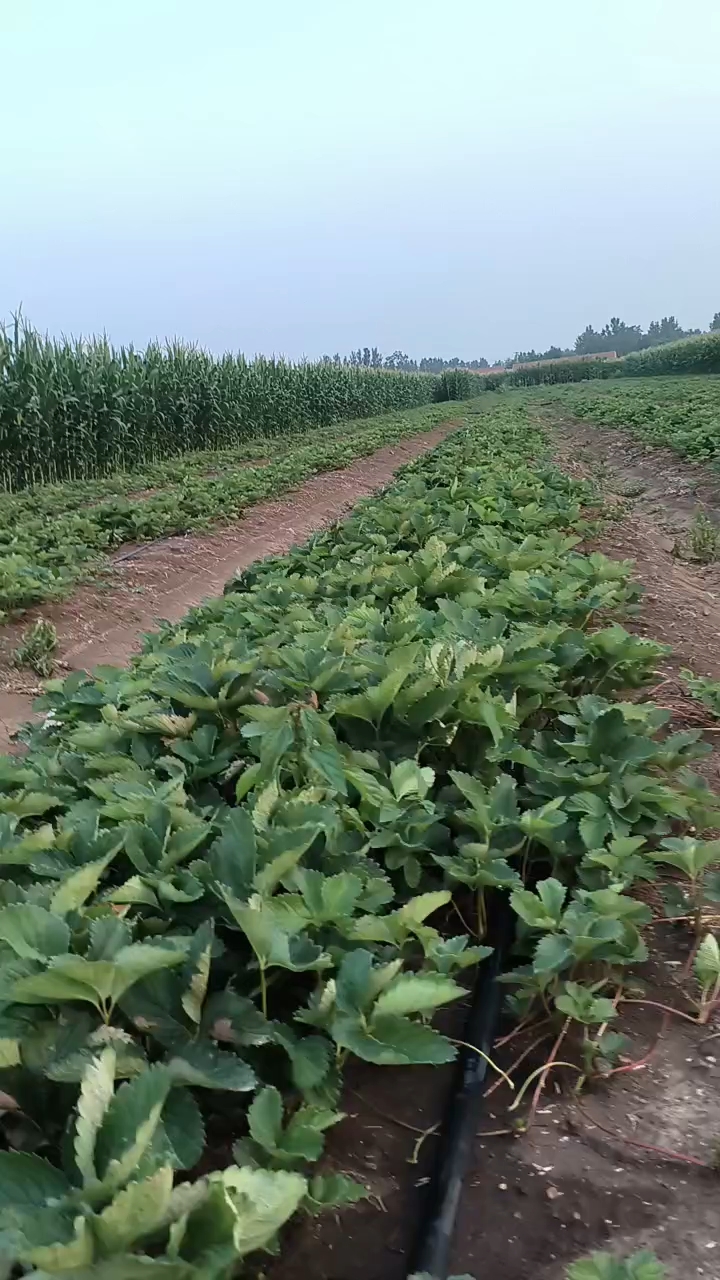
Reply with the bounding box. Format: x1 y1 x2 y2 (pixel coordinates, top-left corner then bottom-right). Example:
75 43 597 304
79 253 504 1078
390 759 434 800
74 1047 117 1187
181 921 213 1026
94 1066 172 1186
180 1165 306 1262
305 1172 367 1210
50 854 114 916
166 1041 256 1092
511 880 565 930
273 1028 332 1091
156 1088 205 1172
12 944 185 1011
333 1011 456 1065
248 1086 283 1154
0 904 70 961
94 1166 173 1254
30 1255 196 1278
106 877 159 908
695 933 720 987
25 1213 94 1271
88 916 132 960
280 1104 342 1163
566 1252 665 1280
373 973 463 1018
532 933 574 975
202 989 273 1048
209 808 257 898
0 1151 71 1211
397 891 450 926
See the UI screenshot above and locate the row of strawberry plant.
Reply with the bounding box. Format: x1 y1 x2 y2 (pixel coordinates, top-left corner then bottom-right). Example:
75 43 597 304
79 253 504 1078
0 400 715 1277
537 375 720 464
0 401 462 619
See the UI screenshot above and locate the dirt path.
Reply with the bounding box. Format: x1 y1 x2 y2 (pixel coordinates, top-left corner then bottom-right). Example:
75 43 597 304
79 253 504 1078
0 422 458 751
550 415 720 795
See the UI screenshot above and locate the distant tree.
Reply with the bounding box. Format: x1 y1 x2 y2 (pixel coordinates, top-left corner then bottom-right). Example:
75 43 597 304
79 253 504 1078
384 350 417 371
370 346 383 368
653 316 685 345
574 325 602 355
711 313 720 332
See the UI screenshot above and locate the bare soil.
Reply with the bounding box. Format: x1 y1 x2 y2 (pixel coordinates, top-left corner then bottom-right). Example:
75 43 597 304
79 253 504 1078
267 415 720 1280
0 423 457 751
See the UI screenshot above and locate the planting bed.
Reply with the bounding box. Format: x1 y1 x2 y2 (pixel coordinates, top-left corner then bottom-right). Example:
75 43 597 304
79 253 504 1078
1 387 720 1279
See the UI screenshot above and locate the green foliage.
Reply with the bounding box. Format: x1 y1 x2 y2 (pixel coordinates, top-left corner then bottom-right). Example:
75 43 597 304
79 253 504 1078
681 668 720 718
544 375 720 464
623 331 720 376
0 401 472 617
0 395 711 1276
0 318 480 491
683 511 720 563
0 1048 304 1278
566 1251 664 1280
12 619 58 678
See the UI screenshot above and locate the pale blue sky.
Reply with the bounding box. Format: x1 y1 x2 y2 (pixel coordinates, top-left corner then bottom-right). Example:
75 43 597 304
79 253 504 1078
2 0 719 361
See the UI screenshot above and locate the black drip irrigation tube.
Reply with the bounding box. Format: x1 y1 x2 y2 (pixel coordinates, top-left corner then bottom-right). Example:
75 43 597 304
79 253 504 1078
408 897 515 1279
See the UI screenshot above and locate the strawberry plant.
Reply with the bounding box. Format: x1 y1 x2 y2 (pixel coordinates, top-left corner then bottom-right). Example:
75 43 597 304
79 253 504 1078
0 400 715 1274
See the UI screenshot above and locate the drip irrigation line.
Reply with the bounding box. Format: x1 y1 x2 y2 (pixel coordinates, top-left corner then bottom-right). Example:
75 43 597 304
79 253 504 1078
408 895 514 1280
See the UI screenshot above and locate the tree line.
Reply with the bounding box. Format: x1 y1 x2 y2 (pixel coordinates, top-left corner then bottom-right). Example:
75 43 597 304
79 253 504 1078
328 310 720 372
320 347 490 372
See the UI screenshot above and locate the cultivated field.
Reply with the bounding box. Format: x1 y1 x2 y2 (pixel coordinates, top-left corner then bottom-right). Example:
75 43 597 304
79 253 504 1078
1 355 720 1280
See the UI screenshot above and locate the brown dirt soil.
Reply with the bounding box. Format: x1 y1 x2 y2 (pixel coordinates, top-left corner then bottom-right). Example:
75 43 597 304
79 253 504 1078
550 416 720 796
267 416 720 1280
0 423 457 752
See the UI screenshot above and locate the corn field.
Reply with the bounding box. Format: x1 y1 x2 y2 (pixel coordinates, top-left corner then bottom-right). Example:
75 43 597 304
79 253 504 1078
0 320 465 491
